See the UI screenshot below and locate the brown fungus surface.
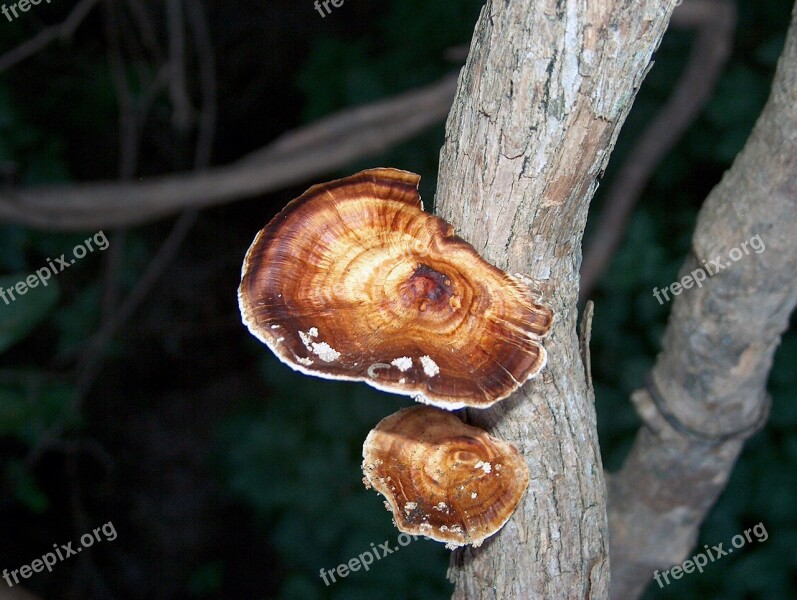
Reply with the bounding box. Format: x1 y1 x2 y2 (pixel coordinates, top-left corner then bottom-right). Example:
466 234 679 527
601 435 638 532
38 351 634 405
238 168 553 409
362 406 529 548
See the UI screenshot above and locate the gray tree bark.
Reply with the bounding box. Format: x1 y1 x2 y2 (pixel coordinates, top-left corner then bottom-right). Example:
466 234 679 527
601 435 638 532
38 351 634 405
434 1 678 598
608 3 797 598
436 0 797 598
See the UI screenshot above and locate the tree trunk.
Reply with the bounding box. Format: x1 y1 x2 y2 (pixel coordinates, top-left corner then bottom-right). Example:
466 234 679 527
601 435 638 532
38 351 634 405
608 3 797 598
435 1 677 597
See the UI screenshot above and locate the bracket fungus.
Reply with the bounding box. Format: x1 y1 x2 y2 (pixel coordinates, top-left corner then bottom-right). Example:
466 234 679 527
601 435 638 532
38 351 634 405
362 406 529 548
238 167 553 409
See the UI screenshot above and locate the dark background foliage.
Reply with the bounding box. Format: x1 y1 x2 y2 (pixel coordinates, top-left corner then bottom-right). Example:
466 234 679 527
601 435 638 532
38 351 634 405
0 1 794 598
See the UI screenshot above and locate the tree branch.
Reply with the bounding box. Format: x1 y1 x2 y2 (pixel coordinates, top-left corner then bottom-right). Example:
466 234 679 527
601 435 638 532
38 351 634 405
607 3 797 598
579 0 736 301
0 73 457 231
435 0 677 597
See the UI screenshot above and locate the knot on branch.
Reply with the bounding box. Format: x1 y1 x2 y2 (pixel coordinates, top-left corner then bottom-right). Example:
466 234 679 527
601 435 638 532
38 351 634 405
636 374 771 444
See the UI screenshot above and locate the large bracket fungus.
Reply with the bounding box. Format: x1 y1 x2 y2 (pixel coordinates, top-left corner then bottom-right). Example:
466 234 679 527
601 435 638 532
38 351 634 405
238 168 553 409
362 406 529 548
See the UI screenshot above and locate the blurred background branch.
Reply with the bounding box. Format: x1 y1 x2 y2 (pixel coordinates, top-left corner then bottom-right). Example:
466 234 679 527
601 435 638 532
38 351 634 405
579 0 737 301
0 0 99 73
0 72 457 230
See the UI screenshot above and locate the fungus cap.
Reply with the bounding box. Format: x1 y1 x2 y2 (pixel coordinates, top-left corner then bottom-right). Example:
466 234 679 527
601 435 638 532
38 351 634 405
238 168 553 409
362 405 529 548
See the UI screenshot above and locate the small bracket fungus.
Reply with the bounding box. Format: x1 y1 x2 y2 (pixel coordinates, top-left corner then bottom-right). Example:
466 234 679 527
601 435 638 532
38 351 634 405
362 406 529 548
238 168 553 409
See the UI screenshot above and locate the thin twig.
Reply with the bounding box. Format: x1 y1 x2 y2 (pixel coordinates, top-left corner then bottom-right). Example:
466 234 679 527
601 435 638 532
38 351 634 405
100 230 126 323
75 209 199 395
185 0 217 168
0 0 100 73
103 0 139 179
166 0 193 132
123 0 164 63
98 0 136 368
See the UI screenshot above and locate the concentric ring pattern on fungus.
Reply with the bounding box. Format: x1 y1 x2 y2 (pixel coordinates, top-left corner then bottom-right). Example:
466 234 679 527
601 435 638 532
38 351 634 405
362 406 530 547
238 168 553 409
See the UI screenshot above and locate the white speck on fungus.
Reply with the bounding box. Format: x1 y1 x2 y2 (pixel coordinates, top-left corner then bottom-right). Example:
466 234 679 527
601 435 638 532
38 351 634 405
474 461 492 473
298 331 313 350
391 356 413 372
311 341 340 362
420 355 440 377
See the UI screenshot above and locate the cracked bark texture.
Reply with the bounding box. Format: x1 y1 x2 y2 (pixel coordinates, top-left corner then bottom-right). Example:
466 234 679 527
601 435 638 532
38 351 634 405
434 1 677 598
608 3 797 599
